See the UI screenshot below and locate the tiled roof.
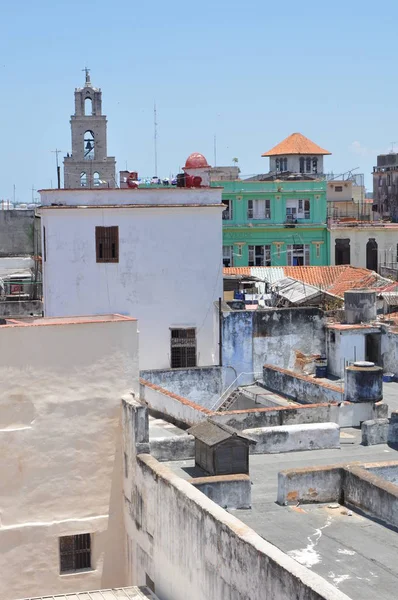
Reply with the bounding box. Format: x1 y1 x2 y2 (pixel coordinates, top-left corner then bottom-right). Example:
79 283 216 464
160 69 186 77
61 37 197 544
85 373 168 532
223 267 251 276
261 132 331 157
223 265 389 299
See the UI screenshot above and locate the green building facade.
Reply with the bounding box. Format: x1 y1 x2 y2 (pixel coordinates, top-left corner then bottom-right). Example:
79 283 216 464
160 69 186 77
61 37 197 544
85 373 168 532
215 179 329 267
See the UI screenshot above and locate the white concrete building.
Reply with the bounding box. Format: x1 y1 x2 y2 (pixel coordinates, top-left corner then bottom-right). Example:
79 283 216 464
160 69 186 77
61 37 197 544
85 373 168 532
0 314 138 600
329 224 398 272
39 181 223 370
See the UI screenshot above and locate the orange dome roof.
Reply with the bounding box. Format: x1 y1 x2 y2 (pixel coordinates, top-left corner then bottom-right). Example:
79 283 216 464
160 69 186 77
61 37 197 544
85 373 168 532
184 152 210 170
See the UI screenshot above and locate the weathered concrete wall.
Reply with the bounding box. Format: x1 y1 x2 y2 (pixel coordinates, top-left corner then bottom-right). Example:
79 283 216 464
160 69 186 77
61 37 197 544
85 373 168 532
362 419 389 445
0 210 40 256
244 423 340 454
213 403 337 430
0 300 42 317
150 435 194 461
0 317 139 600
190 474 251 509
344 466 398 529
365 464 398 485
140 379 211 425
123 407 351 600
253 308 325 373
381 328 398 377
140 366 235 409
278 465 343 505
263 364 342 404
222 310 254 384
221 308 325 384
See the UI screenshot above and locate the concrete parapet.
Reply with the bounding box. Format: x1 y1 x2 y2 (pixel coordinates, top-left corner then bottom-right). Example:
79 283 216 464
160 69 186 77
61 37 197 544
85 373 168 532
150 435 194 461
263 364 342 404
190 474 251 509
243 423 340 455
362 419 389 446
277 465 343 505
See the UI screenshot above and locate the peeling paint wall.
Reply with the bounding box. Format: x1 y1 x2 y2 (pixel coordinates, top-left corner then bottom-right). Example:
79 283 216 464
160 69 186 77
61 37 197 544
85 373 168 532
222 308 325 383
140 366 235 409
0 319 139 600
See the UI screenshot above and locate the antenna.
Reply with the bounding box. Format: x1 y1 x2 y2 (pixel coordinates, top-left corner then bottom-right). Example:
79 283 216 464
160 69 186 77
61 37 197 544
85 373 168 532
51 149 63 189
214 134 217 167
391 141 397 153
154 102 158 177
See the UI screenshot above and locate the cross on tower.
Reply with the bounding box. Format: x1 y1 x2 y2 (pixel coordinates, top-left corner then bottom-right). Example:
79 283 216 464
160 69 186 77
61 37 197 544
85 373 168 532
82 66 91 85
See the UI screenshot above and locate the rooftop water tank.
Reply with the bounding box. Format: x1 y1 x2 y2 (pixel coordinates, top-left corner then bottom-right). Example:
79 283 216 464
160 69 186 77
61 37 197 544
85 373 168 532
345 361 383 403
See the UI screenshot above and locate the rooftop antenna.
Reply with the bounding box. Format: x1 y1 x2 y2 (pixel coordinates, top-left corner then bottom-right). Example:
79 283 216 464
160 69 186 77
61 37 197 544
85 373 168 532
51 149 63 189
391 141 397 153
154 102 158 177
214 134 217 166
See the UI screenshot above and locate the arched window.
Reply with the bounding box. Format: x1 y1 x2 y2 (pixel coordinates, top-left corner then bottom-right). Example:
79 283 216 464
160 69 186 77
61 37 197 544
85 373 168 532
84 97 93 115
275 158 280 171
299 157 305 173
281 157 287 171
312 157 318 174
306 157 311 172
84 131 95 160
93 172 100 187
80 172 87 187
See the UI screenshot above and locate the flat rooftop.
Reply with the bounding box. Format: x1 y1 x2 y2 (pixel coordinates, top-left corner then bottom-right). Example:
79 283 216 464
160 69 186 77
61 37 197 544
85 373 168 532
165 430 398 600
19 587 158 600
0 314 136 328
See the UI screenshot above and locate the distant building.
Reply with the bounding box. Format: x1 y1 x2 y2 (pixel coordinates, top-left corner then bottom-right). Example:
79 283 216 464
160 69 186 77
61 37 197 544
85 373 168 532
212 133 330 267
63 69 116 189
39 155 223 370
372 152 398 220
327 176 371 221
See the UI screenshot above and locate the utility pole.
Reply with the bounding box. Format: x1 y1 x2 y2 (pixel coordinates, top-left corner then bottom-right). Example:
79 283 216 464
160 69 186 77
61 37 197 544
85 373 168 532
154 102 158 177
52 149 62 189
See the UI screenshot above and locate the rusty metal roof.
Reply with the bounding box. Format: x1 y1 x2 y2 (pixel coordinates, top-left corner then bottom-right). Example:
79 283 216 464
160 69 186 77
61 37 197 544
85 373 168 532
188 420 256 447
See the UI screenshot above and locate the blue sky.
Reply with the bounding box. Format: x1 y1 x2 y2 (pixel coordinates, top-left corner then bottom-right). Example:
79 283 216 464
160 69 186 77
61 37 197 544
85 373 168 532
0 0 396 201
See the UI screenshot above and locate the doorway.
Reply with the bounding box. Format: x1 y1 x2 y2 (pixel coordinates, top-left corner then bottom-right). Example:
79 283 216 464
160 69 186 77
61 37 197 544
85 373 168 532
335 238 350 265
366 238 378 272
365 333 381 365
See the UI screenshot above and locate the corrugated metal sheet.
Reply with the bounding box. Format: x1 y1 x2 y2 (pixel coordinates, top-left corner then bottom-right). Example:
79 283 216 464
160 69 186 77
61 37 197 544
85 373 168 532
249 267 285 284
19 586 158 600
271 277 321 304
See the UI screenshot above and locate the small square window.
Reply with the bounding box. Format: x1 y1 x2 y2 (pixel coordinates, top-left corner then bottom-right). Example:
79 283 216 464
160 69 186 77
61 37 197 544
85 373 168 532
95 226 119 263
334 186 343 192
60 533 91 573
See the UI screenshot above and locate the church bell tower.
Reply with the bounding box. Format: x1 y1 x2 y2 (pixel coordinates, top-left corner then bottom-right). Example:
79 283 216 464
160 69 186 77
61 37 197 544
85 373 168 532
63 69 116 189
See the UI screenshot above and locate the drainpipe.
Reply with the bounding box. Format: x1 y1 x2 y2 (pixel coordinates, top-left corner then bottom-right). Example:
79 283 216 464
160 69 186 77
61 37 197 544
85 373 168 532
218 297 223 366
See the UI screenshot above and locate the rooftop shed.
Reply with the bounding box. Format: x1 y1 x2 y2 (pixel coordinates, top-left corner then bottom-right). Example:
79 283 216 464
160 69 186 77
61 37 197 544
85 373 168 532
187 420 255 476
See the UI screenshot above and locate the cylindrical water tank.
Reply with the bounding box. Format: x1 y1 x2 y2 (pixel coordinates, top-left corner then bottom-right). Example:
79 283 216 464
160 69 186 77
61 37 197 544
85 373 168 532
344 289 377 324
345 361 383 402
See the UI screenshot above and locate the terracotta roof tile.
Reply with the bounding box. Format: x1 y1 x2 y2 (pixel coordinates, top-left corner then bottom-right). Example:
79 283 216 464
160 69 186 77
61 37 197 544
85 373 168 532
262 132 331 157
283 266 348 289
223 267 251 276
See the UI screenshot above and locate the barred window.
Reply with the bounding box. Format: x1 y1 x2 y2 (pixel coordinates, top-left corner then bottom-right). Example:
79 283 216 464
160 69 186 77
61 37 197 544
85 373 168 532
170 328 197 368
95 226 119 263
59 533 91 573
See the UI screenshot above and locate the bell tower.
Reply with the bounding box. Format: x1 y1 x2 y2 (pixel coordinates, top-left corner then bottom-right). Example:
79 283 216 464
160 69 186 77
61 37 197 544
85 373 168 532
63 69 116 189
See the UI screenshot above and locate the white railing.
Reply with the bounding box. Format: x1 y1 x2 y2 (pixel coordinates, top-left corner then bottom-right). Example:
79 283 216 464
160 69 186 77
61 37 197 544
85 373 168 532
210 371 263 412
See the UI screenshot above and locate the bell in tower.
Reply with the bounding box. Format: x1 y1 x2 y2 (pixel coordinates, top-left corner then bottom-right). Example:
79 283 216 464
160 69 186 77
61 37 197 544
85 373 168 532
63 70 116 189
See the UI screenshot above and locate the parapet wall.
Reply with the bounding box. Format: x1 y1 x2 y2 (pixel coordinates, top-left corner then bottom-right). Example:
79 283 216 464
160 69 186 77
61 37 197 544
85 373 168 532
263 364 343 404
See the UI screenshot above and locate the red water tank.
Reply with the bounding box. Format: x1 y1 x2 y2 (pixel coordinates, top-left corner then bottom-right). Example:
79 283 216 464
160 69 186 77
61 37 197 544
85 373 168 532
126 172 138 188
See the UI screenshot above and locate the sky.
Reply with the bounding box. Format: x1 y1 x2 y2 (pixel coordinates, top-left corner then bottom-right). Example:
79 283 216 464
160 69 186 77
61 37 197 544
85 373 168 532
0 0 397 202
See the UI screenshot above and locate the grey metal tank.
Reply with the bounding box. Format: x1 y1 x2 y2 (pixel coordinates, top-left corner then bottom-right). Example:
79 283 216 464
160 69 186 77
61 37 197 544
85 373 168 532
344 361 383 403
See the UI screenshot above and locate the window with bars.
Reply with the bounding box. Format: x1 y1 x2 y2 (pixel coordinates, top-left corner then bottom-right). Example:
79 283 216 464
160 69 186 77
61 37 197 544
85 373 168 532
247 199 271 220
286 199 310 220
248 245 271 266
95 226 119 263
59 533 91 573
223 245 233 267
287 244 310 266
170 328 197 368
222 199 233 220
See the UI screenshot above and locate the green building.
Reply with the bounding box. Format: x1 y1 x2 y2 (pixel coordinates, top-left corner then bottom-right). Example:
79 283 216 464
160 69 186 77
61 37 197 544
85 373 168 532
213 133 331 267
